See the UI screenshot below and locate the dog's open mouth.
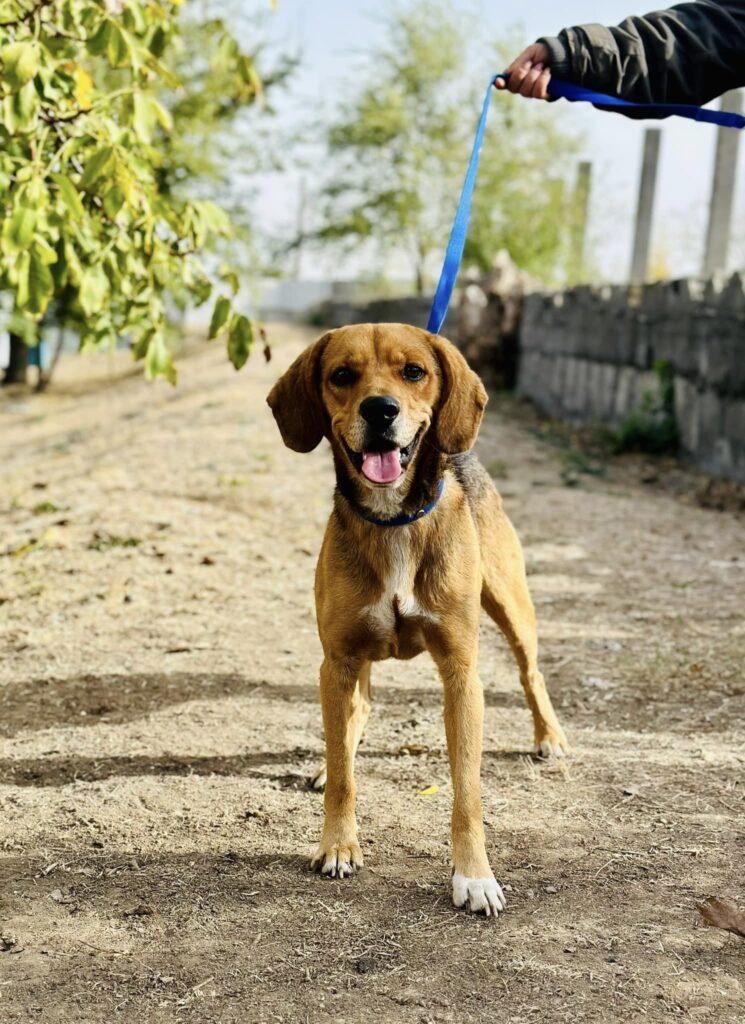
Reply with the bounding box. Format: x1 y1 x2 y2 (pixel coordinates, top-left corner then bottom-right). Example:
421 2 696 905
343 430 422 485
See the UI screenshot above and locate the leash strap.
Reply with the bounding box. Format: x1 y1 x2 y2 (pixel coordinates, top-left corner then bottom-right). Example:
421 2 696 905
426 73 745 336
427 80 495 337
548 78 745 129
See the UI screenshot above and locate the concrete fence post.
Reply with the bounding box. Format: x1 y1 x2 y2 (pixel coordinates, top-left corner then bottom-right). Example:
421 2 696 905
629 129 662 285
702 90 743 278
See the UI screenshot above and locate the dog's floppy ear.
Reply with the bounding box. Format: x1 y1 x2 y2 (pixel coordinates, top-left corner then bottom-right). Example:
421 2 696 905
266 333 331 452
428 333 488 454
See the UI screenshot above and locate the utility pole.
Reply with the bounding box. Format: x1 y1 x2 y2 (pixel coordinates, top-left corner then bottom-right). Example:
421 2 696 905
629 128 661 285
702 90 743 277
568 160 592 284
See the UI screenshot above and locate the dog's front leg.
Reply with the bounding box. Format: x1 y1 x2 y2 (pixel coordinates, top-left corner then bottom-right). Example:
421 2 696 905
310 656 364 879
432 645 507 917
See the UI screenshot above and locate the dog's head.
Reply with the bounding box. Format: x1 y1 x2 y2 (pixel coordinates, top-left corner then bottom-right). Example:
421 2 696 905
266 323 487 489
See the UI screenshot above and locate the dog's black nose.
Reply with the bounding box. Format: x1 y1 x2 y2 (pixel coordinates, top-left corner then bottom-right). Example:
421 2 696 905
359 395 400 433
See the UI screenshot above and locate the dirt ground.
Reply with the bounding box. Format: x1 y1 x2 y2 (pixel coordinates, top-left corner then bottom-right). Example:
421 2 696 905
1 324 744 1024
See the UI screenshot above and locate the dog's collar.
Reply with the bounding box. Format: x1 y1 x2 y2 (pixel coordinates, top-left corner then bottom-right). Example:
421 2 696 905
353 478 445 528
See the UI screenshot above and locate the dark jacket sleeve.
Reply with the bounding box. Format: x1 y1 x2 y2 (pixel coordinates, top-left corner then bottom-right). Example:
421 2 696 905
538 1 745 108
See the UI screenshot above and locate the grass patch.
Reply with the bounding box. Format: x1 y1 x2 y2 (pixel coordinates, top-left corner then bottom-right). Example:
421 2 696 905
32 501 60 515
88 530 141 551
613 360 678 455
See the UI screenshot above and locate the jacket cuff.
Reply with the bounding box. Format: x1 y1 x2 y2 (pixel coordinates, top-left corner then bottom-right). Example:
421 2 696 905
537 33 572 78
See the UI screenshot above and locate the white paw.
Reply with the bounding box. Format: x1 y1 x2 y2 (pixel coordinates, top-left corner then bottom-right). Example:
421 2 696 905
310 842 363 879
452 873 506 917
534 738 567 759
308 764 326 791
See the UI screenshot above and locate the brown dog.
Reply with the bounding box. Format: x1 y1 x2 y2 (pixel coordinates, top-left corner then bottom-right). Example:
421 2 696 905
267 323 568 916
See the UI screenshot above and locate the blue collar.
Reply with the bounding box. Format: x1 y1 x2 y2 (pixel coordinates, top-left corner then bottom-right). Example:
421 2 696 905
357 478 445 528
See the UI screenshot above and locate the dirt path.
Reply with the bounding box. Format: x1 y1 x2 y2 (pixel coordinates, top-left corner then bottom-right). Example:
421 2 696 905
1 325 744 1024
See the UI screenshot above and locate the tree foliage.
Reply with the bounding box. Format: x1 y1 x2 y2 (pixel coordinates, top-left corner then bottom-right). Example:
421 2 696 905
305 2 583 292
0 0 271 382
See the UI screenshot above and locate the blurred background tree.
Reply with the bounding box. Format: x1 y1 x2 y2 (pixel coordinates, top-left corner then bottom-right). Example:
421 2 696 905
0 0 288 387
299 1 583 294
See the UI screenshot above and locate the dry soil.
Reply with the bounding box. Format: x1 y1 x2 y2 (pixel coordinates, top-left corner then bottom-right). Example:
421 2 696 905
1 325 744 1023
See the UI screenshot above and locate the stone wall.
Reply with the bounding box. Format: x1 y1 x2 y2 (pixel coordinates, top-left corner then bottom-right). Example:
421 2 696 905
517 274 745 481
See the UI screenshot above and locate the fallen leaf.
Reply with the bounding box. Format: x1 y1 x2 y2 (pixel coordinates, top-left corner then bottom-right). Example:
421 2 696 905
698 897 745 938
416 784 439 797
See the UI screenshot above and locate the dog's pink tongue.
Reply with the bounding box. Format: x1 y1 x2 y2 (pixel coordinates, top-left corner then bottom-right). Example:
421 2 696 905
361 448 402 484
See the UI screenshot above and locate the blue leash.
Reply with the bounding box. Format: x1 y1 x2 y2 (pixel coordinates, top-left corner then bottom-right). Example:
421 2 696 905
427 73 745 336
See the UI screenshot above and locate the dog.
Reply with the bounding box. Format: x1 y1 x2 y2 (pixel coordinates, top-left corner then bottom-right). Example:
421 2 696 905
267 323 568 916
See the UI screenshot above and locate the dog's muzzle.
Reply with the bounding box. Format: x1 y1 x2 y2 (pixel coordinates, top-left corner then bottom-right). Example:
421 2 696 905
343 428 422 485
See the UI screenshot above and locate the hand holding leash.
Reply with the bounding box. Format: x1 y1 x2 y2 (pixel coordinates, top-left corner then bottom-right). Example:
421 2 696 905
494 44 552 100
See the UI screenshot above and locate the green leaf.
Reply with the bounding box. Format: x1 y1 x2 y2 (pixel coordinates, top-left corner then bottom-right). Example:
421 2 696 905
87 19 112 57
197 200 231 237
79 146 115 190
63 242 83 286
149 96 173 132
17 244 55 315
107 23 132 68
219 266 240 295
208 295 231 340
132 91 153 142
14 251 31 307
112 154 137 206
78 264 109 316
2 204 36 251
145 333 177 384
50 173 85 222
227 313 253 370
3 80 39 133
2 42 40 89
25 176 47 209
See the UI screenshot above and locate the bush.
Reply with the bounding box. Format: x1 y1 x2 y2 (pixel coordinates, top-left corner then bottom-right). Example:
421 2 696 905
613 360 679 455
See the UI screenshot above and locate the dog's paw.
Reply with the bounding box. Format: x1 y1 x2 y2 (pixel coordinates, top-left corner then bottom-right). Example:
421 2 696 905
310 840 363 879
452 873 506 917
308 764 326 791
533 728 569 759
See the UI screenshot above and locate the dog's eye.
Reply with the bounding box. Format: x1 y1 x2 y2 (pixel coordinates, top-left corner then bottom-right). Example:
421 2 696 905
402 363 425 382
330 367 355 387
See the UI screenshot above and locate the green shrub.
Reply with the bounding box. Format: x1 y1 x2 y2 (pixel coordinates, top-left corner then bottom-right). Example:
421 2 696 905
613 360 679 455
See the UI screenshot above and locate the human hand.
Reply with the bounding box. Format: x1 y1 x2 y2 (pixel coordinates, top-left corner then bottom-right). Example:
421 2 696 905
495 43 552 99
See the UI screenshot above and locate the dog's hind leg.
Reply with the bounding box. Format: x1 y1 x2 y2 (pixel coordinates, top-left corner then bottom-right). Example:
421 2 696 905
309 662 371 791
479 504 568 758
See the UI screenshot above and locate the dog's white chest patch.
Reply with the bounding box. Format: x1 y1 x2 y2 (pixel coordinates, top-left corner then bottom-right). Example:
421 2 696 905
363 532 436 630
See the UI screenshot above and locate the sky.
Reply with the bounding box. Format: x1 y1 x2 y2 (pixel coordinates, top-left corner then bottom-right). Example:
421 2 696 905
251 0 745 284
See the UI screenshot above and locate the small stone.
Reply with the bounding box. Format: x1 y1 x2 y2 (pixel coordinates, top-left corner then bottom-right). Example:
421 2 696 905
123 904 153 917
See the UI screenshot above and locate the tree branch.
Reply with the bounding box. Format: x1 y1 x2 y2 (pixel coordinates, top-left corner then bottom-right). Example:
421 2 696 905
40 106 89 125
0 0 55 29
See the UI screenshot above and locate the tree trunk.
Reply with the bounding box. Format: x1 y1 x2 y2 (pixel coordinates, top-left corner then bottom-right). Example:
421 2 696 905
36 324 65 393
415 263 425 297
2 333 28 386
